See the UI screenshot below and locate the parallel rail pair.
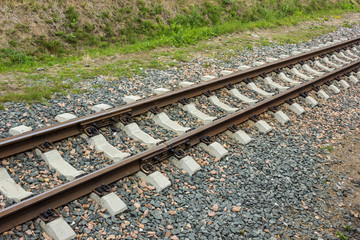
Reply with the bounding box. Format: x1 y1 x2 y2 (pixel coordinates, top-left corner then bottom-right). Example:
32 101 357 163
0 37 359 232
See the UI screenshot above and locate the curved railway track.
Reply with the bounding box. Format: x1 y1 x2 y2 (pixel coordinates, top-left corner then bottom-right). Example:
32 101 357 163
0 37 360 235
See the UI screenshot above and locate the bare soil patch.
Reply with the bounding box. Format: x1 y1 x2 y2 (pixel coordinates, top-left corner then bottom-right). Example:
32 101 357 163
323 131 360 239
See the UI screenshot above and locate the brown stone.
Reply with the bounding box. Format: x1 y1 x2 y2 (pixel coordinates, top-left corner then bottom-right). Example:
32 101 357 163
232 206 241 212
208 211 216 217
169 210 177 215
213 204 219 212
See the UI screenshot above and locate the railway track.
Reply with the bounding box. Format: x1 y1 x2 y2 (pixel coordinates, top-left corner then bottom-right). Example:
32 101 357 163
0 37 360 238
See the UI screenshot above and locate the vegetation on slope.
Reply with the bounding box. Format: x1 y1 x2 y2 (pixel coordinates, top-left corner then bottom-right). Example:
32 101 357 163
0 0 359 103
1 0 358 70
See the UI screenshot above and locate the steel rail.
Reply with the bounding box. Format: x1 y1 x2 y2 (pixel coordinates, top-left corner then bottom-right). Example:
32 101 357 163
1 38 360 159
0 60 358 233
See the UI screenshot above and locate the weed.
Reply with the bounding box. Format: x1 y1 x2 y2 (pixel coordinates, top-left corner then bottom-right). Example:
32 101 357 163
55 31 65 37
202 61 211 68
101 11 110 19
344 225 353 231
148 60 164 69
71 89 83 94
343 20 352 28
0 48 33 67
323 145 334 152
172 50 188 62
84 24 95 33
65 6 79 29
8 40 18 47
245 43 254 49
65 33 77 44
261 39 271 46
166 61 177 67
93 84 103 89
272 26 334 45
150 3 163 16
99 42 109 48
53 15 59 23
36 37 65 55
0 104 5 111
15 23 30 32
104 23 114 38
337 232 349 240
65 6 79 23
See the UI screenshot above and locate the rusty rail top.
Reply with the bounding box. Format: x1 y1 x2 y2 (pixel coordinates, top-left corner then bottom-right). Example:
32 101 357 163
0 37 359 159
0 59 358 233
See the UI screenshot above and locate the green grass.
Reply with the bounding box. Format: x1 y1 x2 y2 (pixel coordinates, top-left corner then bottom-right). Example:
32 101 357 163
0 0 359 103
0 74 73 103
1 1 358 74
337 232 349 240
323 145 334 152
344 225 353 231
342 20 353 28
273 25 336 44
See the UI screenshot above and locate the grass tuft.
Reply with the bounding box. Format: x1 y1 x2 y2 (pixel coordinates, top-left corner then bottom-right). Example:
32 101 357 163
337 232 349 240
323 145 334 152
